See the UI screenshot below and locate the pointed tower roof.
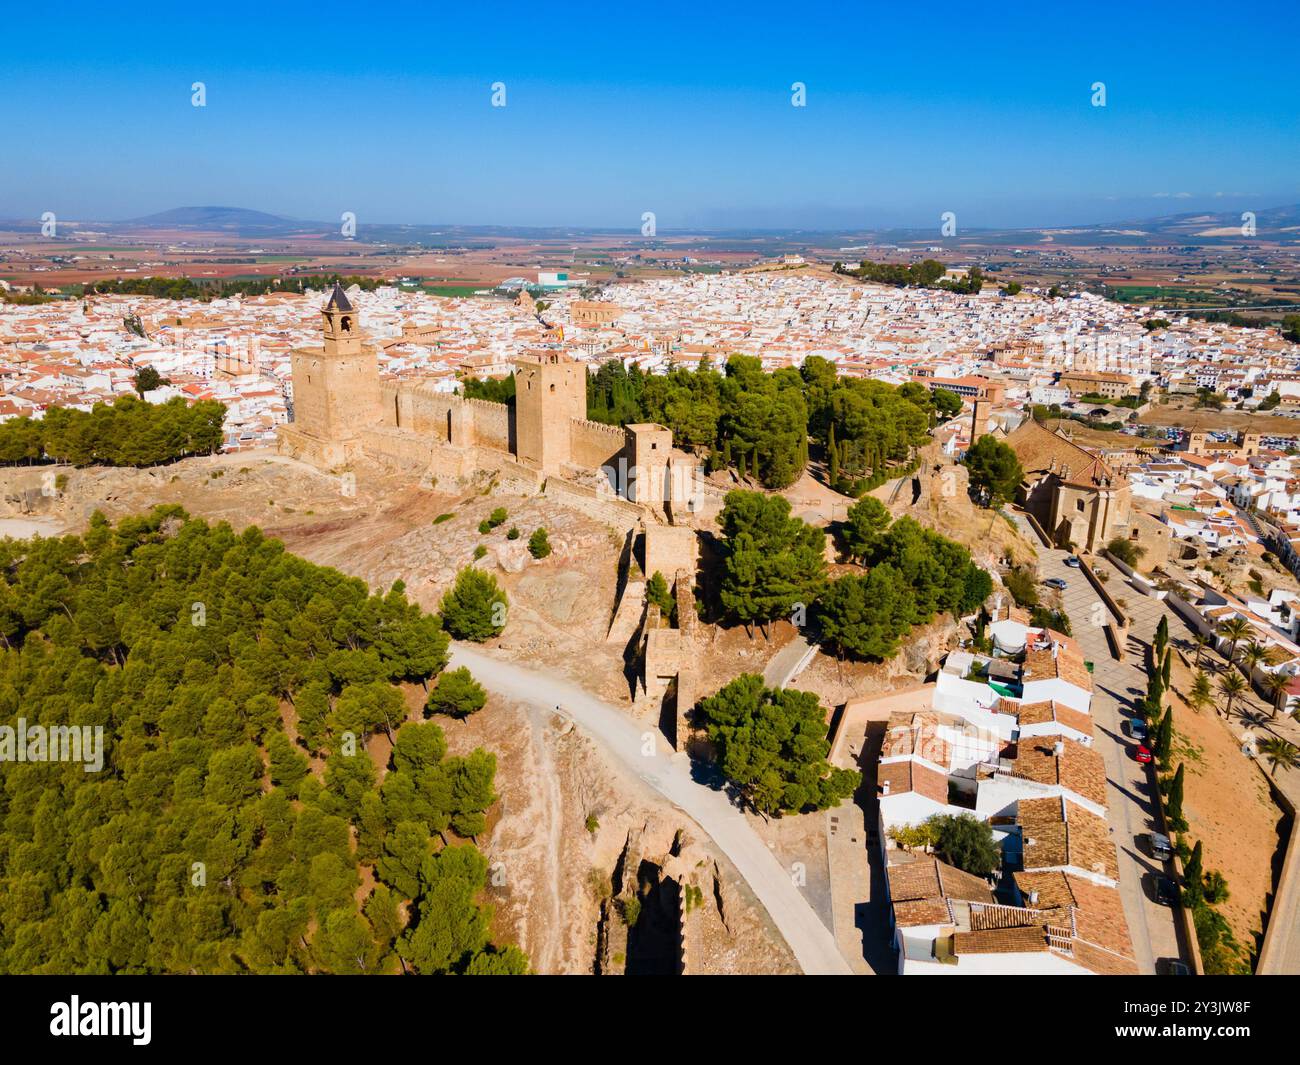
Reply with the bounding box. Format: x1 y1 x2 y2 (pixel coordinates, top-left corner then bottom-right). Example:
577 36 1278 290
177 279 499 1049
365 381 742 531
324 281 353 313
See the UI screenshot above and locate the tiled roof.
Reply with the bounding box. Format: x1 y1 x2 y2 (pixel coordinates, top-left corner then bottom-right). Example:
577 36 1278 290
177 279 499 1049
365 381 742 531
1018 795 1119 881
879 758 949 805
1007 736 1108 807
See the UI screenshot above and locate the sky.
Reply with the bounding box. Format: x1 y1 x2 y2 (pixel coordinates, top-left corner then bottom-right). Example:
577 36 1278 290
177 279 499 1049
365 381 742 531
2 0 1298 231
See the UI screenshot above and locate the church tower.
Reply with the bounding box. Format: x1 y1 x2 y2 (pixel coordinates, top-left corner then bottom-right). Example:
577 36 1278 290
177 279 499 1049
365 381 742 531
281 282 382 466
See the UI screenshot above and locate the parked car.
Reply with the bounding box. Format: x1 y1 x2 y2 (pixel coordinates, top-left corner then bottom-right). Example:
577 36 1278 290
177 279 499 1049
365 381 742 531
1064 556 1082 568
1044 577 1068 591
1148 831 1173 861
1152 874 1179 907
1157 957 1192 975
1134 744 1154 764
1124 718 1148 741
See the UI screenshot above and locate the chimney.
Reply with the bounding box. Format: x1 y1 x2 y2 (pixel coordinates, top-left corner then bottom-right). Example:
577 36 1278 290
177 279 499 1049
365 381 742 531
881 780 891 796
1029 890 1040 906
1053 740 1065 757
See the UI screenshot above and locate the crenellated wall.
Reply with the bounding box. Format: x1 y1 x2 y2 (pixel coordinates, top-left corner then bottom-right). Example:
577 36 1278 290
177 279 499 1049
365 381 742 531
464 397 511 451
570 417 628 470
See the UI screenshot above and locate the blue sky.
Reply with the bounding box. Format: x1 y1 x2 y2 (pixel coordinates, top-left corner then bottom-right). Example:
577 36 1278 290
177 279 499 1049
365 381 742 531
3 1 1297 230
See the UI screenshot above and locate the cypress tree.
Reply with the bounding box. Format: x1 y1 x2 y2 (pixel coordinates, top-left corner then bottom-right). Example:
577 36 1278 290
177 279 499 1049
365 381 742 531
1183 840 1205 906
828 424 839 485
1155 707 1174 763
1161 649 1172 690
1166 763 1185 825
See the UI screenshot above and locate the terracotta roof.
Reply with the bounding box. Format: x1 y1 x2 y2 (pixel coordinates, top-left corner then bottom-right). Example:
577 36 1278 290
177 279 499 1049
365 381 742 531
883 711 951 765
878 758 949 804
1014 870 1137 971
889 855 996 904
1015 699 1094 738
952 925 1048 955
1018 795 1119 881
1006 736 1108 807
1006 418 1121 489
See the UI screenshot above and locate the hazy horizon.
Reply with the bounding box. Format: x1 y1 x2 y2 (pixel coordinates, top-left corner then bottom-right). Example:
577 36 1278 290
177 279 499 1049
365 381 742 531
3 1 1297 232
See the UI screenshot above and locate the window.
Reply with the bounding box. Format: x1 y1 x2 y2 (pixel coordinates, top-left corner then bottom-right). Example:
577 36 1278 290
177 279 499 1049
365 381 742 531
1076 499 1085 512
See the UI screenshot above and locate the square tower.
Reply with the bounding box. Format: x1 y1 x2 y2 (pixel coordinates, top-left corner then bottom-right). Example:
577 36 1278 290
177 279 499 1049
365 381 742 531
288 283 381 445
514 351 586 472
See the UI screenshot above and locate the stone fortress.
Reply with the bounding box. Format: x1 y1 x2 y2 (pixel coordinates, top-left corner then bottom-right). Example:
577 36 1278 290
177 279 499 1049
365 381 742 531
277 284 704 742
278 283 700 520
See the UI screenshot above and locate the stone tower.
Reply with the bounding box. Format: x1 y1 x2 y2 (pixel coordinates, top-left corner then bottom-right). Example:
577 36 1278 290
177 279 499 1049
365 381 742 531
282 282 382 465
514 351 586 473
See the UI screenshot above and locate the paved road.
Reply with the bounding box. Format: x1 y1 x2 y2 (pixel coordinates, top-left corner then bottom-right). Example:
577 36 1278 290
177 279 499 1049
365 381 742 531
763 633 816 689
450 643 855 975
1032 544 1189 974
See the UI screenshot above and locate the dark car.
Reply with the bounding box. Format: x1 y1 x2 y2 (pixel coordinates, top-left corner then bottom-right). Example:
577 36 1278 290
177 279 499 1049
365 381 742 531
1158 958 1192 975
1147 831 1173 861
1152 874 1179 907
1124 718 1148 741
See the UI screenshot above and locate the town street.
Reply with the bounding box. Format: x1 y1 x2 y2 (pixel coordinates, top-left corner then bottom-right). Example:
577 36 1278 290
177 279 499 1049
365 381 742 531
449 642 856 976
1032 543 1190 973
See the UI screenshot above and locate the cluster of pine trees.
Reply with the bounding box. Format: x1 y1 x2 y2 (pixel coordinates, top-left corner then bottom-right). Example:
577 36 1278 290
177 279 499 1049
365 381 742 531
714 491 990 661
0 507 525 974
79 275 385 302
585 354 936 493
0 395 226 467
696 674 861 816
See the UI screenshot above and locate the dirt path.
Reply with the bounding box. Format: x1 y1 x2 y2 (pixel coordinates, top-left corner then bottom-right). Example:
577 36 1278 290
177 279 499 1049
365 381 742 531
526 704 566 973
450 642 854 975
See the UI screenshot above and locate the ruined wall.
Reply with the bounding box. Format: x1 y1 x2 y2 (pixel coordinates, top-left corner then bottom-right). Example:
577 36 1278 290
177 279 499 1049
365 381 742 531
543 477 645 533
644 524 698 586
276 424 354 469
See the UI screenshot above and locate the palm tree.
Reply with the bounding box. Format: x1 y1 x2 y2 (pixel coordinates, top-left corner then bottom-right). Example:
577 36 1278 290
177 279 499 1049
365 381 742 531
1258 737 1300 778
1239 641 1270 677
1218 671 1248 719
1262 671 1293 719
1193 632 1210 669
1217 617 1252 663
1188 670 1213 714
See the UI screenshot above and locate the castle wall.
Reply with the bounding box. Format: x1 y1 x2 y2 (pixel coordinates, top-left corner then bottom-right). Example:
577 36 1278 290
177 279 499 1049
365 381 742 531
570 418 628 471
277 424 356 469
465 397 511 451
644 524 698 585
543 477 646 533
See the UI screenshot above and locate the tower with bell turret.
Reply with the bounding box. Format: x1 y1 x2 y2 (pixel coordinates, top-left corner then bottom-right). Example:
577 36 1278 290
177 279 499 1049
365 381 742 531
280 282 382 466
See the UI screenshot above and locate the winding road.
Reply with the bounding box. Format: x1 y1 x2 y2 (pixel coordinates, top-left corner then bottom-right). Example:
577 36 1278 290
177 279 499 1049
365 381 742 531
449 643 854 975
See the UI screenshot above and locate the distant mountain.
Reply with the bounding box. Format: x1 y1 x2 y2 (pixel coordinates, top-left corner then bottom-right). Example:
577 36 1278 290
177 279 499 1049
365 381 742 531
89 202 1300 248
1060 203 1300 237
124 206 306 231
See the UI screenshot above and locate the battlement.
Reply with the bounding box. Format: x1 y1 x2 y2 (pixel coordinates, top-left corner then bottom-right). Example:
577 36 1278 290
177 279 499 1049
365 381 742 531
569 416 627 439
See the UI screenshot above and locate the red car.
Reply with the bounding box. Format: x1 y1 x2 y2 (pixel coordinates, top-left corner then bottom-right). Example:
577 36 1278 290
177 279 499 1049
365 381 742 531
1134 744 1153 764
